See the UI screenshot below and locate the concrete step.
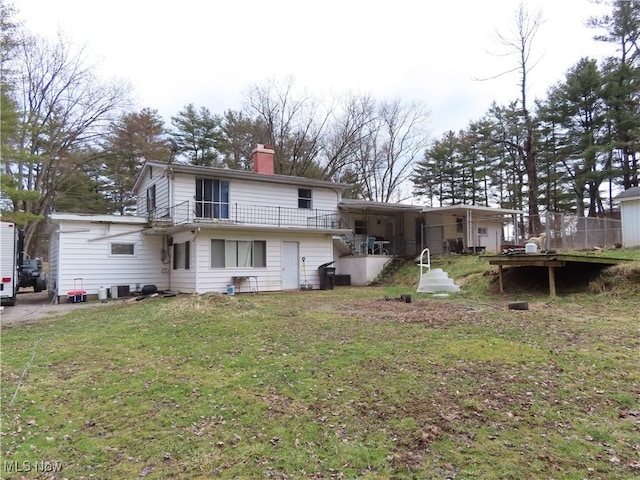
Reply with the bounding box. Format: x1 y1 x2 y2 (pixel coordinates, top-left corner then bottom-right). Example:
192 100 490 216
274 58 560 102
417 268 460 293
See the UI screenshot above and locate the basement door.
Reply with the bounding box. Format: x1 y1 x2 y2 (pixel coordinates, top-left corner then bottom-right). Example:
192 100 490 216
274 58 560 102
282 241 300 290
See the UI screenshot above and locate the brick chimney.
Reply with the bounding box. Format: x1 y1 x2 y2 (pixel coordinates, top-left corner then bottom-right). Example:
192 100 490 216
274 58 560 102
252 144 275 175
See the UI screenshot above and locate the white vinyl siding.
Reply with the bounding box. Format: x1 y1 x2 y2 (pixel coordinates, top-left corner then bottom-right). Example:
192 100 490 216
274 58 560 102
171 175 339 213
48 230 59 295
134 164 171 217
51 216 168 298
193 230 332 293
166 231 195 293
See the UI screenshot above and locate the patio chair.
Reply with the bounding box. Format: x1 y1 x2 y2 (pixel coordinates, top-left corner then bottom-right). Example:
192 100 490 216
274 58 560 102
366 236 376 254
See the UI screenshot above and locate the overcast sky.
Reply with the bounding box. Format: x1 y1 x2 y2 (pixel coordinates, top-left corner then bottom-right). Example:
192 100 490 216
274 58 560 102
14 0 615 138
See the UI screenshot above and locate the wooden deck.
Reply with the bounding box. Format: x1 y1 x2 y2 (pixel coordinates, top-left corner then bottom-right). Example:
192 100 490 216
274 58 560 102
485 253 629 297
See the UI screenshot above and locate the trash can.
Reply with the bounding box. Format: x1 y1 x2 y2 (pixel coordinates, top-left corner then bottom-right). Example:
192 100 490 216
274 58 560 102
318 261 336 290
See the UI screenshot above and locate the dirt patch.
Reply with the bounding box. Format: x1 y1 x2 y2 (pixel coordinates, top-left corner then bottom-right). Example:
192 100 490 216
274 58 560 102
342 297 490 325
0 290 116 329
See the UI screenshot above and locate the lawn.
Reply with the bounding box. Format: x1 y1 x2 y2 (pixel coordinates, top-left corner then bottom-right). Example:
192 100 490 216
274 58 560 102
1 253 639 479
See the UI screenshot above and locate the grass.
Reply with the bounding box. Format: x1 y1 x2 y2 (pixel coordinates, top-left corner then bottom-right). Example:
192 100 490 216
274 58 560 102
1 251 639 479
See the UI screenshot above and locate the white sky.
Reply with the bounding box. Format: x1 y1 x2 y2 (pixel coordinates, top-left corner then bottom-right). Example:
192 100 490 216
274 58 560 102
14 0 615 139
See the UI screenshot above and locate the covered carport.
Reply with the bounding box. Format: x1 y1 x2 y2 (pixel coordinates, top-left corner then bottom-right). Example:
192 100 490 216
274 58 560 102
338 199 423 258
420 205 525 254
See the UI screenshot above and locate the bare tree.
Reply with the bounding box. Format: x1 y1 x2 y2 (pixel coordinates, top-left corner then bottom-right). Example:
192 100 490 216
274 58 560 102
243 79 430 200
319 93 377 181
243 77 330 177
357 99 430 203
489 3 545 233
7 32 131 254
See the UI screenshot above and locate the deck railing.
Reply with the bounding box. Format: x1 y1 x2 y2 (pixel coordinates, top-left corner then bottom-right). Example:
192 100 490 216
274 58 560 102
149 201 345 230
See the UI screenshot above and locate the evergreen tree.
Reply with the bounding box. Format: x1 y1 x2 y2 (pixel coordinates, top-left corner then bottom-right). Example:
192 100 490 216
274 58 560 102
218 110 269 171
589 0 640 189
100 108 170 214
413 131 459 206
540 58 608 217
170 104 223 166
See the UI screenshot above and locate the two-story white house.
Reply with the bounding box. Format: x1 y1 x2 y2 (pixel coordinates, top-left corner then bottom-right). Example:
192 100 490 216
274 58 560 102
48 145 355 300
47 144 523 301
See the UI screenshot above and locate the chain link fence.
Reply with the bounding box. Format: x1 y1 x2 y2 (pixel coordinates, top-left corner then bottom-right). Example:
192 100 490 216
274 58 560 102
517 212 622 252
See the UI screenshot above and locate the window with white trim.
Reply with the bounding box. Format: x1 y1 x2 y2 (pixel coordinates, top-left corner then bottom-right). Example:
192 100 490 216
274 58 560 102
195 178 229 219
111 243 135 255
173 241 190 270
211 240 266 268
146 184 156 213
477 227 488 236
298 188 312 209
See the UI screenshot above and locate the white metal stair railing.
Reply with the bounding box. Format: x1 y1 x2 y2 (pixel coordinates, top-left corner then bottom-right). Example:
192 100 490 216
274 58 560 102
332 235 353 255
341 235 355 254
418 247 431 273
416 248 460 293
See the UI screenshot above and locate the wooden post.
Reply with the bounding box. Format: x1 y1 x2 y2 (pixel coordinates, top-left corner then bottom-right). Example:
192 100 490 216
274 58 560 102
498 265 504 293
548 266 556 298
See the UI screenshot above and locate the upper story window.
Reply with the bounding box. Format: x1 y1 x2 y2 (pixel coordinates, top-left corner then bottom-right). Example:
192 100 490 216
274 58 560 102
298 188 312 209
196 178 229 219
146 184 156 213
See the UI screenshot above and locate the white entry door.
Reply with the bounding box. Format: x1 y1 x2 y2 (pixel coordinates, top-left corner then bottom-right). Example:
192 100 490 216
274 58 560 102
282 242 300 290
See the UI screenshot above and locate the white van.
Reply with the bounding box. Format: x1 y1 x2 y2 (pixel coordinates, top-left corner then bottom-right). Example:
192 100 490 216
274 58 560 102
1 221 19 306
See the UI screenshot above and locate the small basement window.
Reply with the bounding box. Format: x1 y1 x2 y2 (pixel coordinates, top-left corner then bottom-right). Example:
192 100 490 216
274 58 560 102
111 243 135 255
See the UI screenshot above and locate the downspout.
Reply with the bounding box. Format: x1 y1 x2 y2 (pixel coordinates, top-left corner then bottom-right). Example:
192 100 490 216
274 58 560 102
50 224 61 304
167 167 174 219
193 227 200 293
166 168 174 293
161 235 172 293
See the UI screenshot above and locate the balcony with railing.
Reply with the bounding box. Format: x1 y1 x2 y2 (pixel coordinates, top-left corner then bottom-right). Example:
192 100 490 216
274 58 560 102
148 200 345 230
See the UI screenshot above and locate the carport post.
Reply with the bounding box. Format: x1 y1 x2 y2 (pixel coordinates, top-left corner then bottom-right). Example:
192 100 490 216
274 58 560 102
498 265 504 293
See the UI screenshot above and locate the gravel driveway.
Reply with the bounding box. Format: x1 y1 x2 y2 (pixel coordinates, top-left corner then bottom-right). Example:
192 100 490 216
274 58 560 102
0 290 109 328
